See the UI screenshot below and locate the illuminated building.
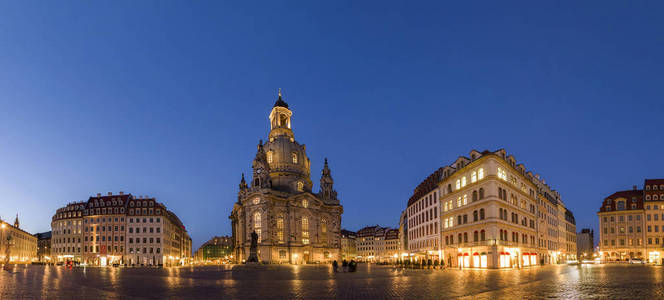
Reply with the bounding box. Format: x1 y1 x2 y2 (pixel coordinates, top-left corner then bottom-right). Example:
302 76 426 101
356 226 400 262
52 192 191 266
229 91 343 264
34 231 52 263
407 149 576 269
340 229 357 261
194 236 232 263
51 203 85 263
598 179 664 263
0 215 37 263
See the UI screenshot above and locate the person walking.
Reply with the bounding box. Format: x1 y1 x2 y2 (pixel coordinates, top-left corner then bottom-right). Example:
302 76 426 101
342 259 348 272
332 260 338 272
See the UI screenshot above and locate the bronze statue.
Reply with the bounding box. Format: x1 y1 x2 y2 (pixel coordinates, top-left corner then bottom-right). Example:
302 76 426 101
247 231 258 263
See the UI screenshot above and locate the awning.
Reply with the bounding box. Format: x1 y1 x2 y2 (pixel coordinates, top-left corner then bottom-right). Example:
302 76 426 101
463 253 469 256
457 253 463 256
473 252 479 256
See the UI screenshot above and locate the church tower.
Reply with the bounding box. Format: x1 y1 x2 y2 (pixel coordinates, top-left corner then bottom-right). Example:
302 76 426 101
14 213 19 228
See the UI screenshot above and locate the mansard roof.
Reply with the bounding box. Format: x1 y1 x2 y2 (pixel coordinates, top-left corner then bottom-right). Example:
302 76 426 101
599 189 643 213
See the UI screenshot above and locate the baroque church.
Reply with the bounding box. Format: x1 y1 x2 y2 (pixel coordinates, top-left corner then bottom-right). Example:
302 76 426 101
229 91 343 264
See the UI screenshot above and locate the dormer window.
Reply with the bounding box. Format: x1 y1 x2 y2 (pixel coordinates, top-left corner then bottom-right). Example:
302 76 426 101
617 201 625 210
646 185 651 190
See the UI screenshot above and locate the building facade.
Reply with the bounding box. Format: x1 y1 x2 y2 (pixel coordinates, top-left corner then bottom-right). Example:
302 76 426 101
340 229 357 261
229 92 343 264
598 179 664 263
356 225 400 262
1 215 37 263
52 192 191 266
194 236 232 263
34 231 52 263
51 203 85 263
406 149 577 269
576 228 594 259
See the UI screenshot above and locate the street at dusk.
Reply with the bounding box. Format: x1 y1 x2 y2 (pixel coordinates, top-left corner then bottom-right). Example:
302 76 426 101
2 264 664 299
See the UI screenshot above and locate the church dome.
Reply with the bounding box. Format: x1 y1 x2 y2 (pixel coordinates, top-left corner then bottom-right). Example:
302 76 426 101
264 135 312 192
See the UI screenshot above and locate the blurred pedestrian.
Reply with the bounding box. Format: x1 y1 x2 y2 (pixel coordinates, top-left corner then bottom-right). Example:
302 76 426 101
332 260 338 272
342 259 348 272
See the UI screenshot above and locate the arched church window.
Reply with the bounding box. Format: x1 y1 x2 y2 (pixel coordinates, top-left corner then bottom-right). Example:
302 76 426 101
302 199 308 208
254 212 262 242
267 151 273 163
277 217 284 242
292 152 298 164
302 217 310 244
297 182 304 192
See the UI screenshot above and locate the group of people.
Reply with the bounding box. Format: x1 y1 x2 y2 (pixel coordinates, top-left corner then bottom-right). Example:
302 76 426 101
332 259 356 272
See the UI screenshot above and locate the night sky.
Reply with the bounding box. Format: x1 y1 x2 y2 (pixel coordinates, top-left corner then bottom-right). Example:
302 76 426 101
1 1 663 249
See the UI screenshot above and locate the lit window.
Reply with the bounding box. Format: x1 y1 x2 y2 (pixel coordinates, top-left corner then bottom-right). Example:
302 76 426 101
471 171 477 183
457 197 461 207
297 182 304 192
444 202 448 212
292 153 298 164
302 199 308 208
302 217 309 244
277 217 284 242
461 177 467 187
463 194 468 205
498 168 507 180
267 151 273 163
478 168 484 180
254 212 262 242
252 198 260 205
456 180 461 190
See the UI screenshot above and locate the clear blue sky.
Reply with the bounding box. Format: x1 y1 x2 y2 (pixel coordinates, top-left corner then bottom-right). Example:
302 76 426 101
1 1 662 249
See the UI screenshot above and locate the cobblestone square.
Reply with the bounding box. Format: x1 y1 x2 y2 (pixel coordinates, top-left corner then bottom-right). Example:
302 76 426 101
2 263 664 299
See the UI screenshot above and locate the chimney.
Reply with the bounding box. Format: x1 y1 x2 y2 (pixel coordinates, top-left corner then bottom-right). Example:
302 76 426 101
633 185 637 191
535 174 541 180
97 193 101 197
119 191 124 195
107 192 112 196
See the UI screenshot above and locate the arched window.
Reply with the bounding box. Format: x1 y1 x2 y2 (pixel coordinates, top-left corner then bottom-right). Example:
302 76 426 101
302 217 309 244
267 151 273 163
279 250 287 259
474 231 479 242
480 208 485 220
480 230 485 241
654 195 659 200
302 199 308 208
478 168 484 180
461 177 467 187
447 184 452 193
472 191 478 202
254 178 260 187
292 152 298 164
463 214 468 223
654 185 659 190
473 210 478 222
276 216 284 242
254 212 262 242
463 194 468 205
321 219 328 245
463 232 468 242
479 188 485 199
297 181 304 192
471 171 477 183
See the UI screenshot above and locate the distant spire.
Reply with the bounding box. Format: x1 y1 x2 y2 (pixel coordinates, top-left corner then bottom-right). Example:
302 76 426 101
278 88 282 98
14 213 19 228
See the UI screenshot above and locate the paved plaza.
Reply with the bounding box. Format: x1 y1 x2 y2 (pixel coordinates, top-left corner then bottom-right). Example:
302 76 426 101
1 263 663 299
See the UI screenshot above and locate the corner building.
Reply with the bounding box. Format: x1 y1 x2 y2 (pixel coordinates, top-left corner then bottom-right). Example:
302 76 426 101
230 92 343 264
598 179 664 263
406 149 576 269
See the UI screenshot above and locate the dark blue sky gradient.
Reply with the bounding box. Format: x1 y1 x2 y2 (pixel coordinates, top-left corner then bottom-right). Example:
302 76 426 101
1 1 663 248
